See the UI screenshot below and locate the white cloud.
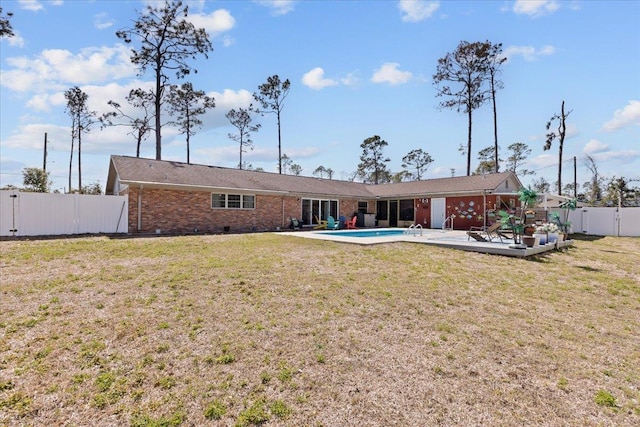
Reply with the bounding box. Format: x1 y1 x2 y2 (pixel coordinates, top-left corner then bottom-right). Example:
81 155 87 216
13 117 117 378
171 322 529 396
302 67 338 90
602 100 640 131
222 35 235 47
254 0 296 16
371 63 412 85
18 0 43 11
503 45 555 62
188 9 236 34
17 0 62 11
585 149 640 165
94 12 114 30
513 0 560 17
398 0 440 22
2 31 25 47
583 139 609 154
340 72 359 87
1 45 136 93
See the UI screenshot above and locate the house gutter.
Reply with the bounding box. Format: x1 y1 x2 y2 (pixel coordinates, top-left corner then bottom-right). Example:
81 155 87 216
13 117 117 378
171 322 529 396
137 185 143 232
118 179 289 195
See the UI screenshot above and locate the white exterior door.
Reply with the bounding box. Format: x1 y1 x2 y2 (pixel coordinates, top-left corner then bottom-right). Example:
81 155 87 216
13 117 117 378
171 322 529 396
431 198 446 229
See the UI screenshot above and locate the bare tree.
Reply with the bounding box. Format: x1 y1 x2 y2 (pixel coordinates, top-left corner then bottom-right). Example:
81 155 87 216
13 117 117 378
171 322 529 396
583 154 603 205
100 88 154 157
401 148 433 180
544 100 572 194
531 177 551 194
226 106 260 170
433 41 491 176
65 86 96 193
116 0 212 160
167 82 214 164
252 75 291 174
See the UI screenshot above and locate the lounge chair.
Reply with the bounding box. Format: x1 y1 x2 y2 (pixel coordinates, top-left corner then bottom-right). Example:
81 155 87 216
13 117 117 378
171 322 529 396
467 221 503 242
314 215 328 230
345 216 358 229
326 216 340 230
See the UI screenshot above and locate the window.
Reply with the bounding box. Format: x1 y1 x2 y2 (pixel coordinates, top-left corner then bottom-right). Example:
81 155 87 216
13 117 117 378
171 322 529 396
243 195 255 209
211 193 255 209
227 194 241 208
399 199 414 221
212 194 226 208
358 201 368 213
376 200 388 220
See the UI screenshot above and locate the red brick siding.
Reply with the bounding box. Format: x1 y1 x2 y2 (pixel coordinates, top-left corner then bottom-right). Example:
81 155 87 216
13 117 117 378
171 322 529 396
127 187 307 234
129 187 358 233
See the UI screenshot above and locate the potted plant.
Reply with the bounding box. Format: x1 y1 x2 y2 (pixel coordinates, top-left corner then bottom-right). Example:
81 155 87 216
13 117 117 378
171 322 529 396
559 198 577 236
534 222 560 245
498 210 525 248
518 187 538 214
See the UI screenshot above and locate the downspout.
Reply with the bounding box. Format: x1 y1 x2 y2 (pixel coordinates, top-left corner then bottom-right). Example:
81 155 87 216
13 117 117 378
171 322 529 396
482 190 487 228
281 197 285 229
137 185 143 232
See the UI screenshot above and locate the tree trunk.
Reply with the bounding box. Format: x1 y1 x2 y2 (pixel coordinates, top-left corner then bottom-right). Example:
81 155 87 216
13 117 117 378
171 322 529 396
557 100 565 195
155 62 162 160
68 132 74 193
78 126 82 193
186 105 191 164
467 107 472 176
277 110 282 174
239 135 243 169
492 77 499 173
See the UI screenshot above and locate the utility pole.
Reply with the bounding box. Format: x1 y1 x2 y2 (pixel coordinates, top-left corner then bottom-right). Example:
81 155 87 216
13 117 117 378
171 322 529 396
573 156 577 198
43 132 48 172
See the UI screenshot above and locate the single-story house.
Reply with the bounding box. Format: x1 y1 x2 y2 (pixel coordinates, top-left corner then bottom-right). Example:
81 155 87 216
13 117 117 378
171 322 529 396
105 155 524 234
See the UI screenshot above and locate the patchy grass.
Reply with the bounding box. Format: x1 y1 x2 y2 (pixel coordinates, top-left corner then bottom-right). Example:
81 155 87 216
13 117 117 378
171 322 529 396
1 233 639 425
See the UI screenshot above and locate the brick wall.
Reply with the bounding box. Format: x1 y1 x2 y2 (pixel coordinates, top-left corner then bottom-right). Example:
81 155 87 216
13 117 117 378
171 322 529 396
126 187 303 234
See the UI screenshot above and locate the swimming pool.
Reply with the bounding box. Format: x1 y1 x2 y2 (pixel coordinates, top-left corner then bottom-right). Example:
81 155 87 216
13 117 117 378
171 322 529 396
318 229 406 238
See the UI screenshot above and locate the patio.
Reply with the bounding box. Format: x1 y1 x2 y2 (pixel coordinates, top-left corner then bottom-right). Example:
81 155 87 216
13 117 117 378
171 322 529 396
280 228 574 258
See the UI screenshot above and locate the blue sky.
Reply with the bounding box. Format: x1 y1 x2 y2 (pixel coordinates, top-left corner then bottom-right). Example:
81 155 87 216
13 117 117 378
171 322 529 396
1 0 639 193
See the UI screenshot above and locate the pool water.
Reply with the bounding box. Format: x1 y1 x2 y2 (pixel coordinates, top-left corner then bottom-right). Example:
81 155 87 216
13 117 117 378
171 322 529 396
318 229 407 238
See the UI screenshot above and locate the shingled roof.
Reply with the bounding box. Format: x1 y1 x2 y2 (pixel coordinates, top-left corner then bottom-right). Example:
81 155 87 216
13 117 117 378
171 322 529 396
107 155 371 198
106 155 521 199
366 173 520 198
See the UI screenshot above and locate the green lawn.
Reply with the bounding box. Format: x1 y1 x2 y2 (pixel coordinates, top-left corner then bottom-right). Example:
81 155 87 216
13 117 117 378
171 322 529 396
1 233 639 426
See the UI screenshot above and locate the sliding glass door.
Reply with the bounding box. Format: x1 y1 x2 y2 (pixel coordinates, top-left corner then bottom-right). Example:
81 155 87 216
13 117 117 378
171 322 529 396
301 198 339 226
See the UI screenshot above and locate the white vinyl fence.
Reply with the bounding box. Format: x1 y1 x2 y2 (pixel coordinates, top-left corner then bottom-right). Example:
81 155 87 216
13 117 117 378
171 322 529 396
548 206 640 237
0 190 128 237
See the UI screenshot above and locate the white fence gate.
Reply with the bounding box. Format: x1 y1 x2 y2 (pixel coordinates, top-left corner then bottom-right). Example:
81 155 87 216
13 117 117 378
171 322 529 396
547 206 640 237
0 190 128 237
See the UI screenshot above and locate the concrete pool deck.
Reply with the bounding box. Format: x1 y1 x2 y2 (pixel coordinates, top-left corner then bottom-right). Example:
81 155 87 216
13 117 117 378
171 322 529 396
280 228 574 258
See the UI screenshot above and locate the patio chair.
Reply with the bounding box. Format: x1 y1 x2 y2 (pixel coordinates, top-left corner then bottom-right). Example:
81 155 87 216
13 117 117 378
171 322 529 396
289 217 303 229
345 216 358 229
326 216 340 230
467 221 503 242
314 215 328 230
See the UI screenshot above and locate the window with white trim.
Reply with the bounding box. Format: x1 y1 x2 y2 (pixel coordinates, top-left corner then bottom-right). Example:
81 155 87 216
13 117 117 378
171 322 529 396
211 193 255 209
